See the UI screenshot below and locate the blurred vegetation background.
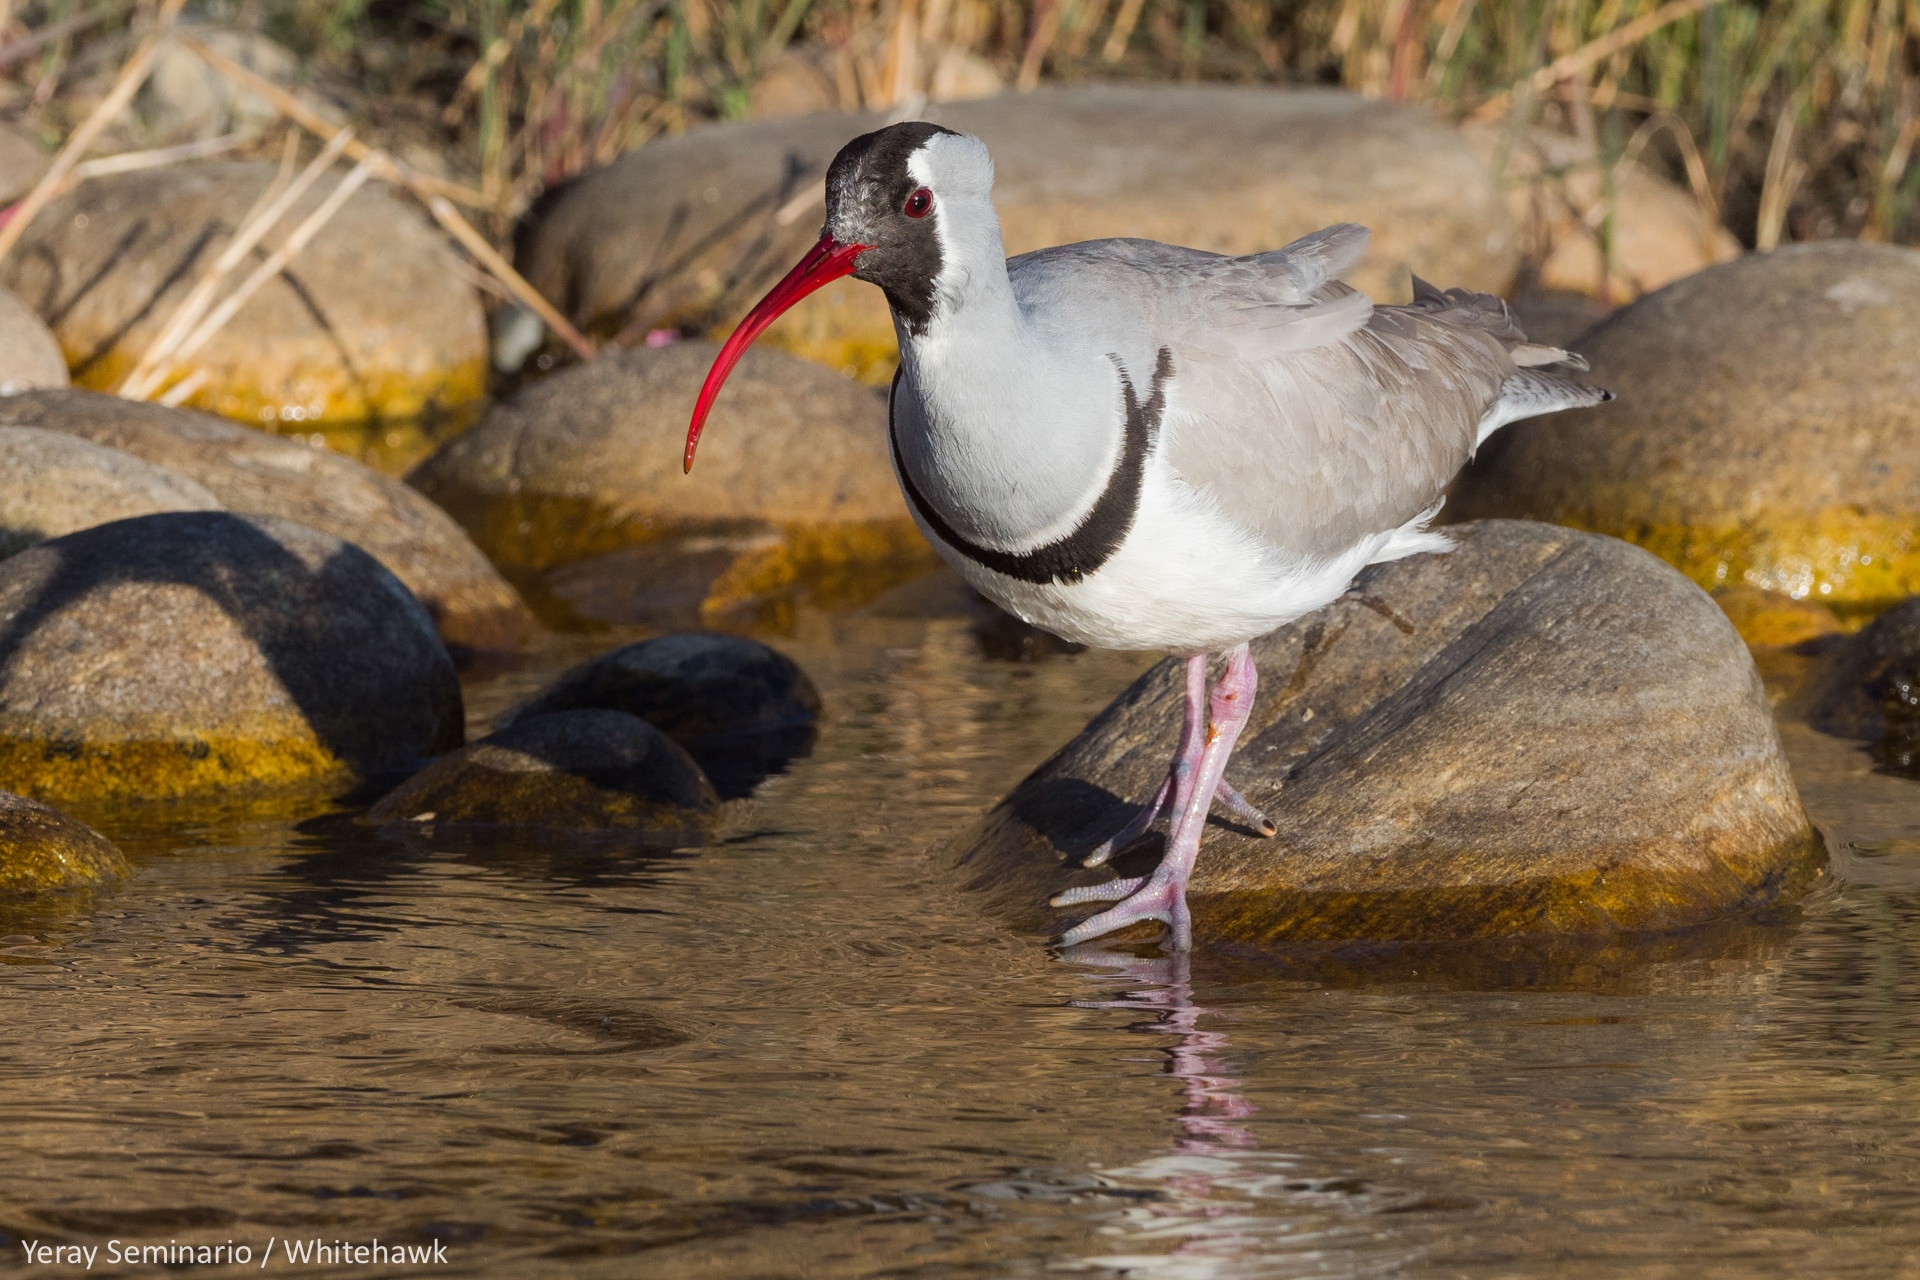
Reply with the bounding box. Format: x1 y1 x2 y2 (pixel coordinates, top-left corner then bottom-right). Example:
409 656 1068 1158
5 0 1919 248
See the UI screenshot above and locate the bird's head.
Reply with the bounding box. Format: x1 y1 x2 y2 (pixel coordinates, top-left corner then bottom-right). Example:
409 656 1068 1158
684 121 993 472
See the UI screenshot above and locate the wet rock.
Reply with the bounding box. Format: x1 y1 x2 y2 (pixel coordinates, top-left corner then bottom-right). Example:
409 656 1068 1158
368 710 718 834
0 120 49 206
1466 123 1741 301
0 425 220 558
408 343 930 620
0 391 538 654
501 633 819 797
0 161 487 428
958 521 1819 947
0 789 129 897
0 511 463 802
1792 596 1920 776
1450 242 1920 613
0 287 68 394
517 85 1518 382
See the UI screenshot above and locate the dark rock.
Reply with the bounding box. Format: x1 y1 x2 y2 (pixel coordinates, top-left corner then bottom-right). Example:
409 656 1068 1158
0 789 129 897
517 85 1518 382
1451 242 1920 613
0 425 219 558
0 511 462 802
1791 596 1920 777
958 521 1819 948
368 709 718 834
0 391 539 654
502 633 819 798
407 343 932 621
0 287 67 395
0 161 486 428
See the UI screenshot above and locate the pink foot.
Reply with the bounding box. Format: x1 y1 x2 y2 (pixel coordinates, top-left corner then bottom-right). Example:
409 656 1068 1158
1053 644 1262 952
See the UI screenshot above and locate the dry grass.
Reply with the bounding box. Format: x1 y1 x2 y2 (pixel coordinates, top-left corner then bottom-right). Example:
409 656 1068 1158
2 0 1917 258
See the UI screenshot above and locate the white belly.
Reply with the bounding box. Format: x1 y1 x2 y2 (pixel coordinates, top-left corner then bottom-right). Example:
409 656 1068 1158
914 464 1410 654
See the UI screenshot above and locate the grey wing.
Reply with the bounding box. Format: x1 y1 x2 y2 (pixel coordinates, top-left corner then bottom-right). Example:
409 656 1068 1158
1162 257 1607 562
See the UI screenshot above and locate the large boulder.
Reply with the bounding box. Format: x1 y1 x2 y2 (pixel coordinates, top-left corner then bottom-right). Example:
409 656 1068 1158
0 161 487 429
0 425 220 558
518 85 1520 382
0 790 129 897
408 343 931 620
958 521 1819 947
0 391 538 653
367 710 718 835
502 633 820 796
0 512 463 802
1450 242 1920 614
1466 123 1742 301
0 287 68 395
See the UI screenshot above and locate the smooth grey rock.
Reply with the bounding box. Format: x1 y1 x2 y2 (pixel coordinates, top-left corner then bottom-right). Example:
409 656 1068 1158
0 391 538 654
0 287 68 395
958 521 1820 948
1451 242 1920 613
0 511 463 802
0 426 219 557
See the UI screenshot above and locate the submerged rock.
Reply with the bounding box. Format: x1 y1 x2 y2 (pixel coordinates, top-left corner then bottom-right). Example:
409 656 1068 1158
517 85 1518 382
1792 596 1920 777
408 343 930 621
1451 242 1920 613
502 633 820 798
0 161 486 428
0 512 462 802
0 391 538 654
0 288 68 395
0 789 129 897
959 521 1819 948
0 426 219 557
368 710 718 834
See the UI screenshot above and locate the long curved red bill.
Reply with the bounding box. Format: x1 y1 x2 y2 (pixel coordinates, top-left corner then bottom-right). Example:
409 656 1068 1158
684 233 868 473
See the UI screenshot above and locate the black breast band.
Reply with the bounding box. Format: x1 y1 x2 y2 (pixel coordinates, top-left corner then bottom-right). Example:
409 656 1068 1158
887 348 1172 586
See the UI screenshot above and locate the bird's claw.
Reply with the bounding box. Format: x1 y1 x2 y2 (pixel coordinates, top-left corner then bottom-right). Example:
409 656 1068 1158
1056 874 1190 950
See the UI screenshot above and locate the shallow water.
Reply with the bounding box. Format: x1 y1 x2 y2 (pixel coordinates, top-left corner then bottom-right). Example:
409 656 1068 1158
4 598 1920 1278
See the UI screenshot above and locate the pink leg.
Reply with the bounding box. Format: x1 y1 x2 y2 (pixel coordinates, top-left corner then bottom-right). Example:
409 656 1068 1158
1082 655 1274 871
1054 643 1261 951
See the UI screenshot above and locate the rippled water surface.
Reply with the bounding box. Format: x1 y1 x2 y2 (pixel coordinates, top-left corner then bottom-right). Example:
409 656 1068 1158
5 597 1920 1277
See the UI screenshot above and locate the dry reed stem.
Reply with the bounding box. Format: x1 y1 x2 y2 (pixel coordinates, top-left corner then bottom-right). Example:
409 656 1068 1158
442 0 567 126
0 0 135 69
425 196 596 360
1017 0 1061 89
120 128 356 400
155 367 207 407
178 34 495 211
1471 0 1726 120
1755 103 1805 251
0 0 187 264
1100 0 1145 61
71 131 253 180
164 154 378 373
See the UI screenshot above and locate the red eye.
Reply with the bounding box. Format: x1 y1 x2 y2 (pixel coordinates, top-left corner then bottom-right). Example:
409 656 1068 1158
903 188 933 218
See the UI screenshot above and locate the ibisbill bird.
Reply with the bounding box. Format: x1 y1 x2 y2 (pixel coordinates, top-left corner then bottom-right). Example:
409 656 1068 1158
684 121 1610 951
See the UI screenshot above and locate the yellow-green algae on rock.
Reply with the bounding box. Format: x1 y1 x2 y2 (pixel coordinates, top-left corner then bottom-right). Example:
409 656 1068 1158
1451 242 1920 616
0 511 462 804
0 789 128 897
1 162 487 431
958 522 1821 949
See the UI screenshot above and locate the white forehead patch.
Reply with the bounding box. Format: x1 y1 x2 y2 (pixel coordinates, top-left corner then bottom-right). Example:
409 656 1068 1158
907 132 995 200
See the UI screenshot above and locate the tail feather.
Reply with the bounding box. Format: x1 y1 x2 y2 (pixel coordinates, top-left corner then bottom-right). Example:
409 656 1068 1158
1476 369 1613 447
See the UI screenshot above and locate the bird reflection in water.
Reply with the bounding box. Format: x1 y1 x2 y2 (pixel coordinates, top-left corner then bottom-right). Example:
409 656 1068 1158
1062 949 1401 1279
